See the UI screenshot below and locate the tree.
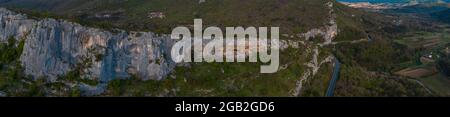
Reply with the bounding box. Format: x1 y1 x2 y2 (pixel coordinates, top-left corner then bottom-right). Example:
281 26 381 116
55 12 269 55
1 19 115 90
436 56 450 77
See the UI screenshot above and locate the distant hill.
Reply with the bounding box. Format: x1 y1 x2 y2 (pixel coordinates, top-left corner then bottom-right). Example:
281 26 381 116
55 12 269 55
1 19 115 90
0 0 335 34
339 0 450 4
0 0 98 11
431 8 450 23
385 3 449 14
378 2 450 24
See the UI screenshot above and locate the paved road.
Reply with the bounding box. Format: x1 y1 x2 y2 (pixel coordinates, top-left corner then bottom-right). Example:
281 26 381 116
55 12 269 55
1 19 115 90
325 59 341 97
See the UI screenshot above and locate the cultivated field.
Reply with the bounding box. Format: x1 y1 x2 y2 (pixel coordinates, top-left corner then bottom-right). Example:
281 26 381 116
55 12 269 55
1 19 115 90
395 31 450 49
395 67 438 78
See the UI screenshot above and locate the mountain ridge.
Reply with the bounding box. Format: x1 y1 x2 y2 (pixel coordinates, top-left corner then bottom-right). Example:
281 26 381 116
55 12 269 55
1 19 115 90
0 0 434 97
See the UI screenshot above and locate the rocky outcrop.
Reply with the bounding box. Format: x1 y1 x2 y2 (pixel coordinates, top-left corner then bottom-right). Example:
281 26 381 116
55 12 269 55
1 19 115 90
290 2 338 96
301 2 337 46
292 46 334 96
0 8 176 82
0 91 5 97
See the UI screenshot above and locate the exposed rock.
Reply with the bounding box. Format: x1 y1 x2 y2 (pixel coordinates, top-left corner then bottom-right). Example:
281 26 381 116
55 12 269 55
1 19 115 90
292 46 334 96
280 40 304 50
0 91 5 97
291 2 338 96
79 83 107 96
0 8 177 83
300 2 337 46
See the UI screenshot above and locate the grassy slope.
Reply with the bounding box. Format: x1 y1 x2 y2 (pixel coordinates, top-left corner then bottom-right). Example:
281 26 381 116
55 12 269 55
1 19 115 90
419 74 450 96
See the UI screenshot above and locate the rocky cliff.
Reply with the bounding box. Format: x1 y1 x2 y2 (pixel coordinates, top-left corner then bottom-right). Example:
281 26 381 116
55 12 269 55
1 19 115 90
0 8 176 83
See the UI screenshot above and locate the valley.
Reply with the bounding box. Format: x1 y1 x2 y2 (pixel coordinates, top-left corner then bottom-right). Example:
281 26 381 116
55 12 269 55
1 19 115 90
338 0 450 96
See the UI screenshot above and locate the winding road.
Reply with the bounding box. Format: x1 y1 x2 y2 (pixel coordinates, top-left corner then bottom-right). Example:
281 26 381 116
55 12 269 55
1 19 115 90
325 59 341 97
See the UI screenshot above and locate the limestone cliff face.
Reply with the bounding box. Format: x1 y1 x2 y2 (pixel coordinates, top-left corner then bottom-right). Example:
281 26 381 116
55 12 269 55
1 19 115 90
0 8 176 82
